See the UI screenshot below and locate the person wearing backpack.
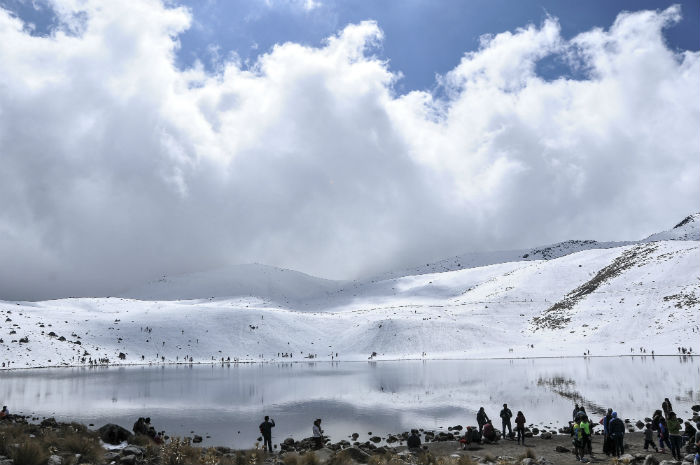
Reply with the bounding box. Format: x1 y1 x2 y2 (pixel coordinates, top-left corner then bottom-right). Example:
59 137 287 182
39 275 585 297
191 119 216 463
609 412 626 458
667 412 682 460
500 403 513 439
259 415 275 452
658 416 673 453
515 411 526 445
579 415 592 458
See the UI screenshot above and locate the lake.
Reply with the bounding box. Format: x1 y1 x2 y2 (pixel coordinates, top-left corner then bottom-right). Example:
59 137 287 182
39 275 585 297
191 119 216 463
1 356 697 448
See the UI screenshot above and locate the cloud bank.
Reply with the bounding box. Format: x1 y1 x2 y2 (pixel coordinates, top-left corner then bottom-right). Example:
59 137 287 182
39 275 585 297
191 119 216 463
0 2 698 299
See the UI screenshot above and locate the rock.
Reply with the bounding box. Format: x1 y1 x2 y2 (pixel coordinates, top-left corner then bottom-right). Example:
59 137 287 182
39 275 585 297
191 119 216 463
314 448 334 464
636 421 646 429
685 454 695 462
369 436 381 443
47 455 63 465
0 458 12 465
617 454 635 463
335 447 371 464
524 431 533 438
452 425 463 431
284 438 295 446
352 433 359 440
193 435 203 443
386 436 398 444
120 454 137 465
642 455 659 465
658 461 681 465
539 432 552 439
97 423 133 445
122 445 144 456
559 426 571 434
41 417 59 428
531 428 539 435
691 405 700 412
554 446 569 453
216 447 233 454
104 451 121 461
521 459 535 465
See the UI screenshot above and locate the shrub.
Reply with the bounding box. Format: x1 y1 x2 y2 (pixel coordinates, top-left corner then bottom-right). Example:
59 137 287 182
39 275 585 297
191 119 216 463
62 432 102 463
456 455 475 465
417 451 435 465
283 453 300 465
129 433 153 447
160 437 200 465
11 439 49 465
481 453 496 463
301 451 319 465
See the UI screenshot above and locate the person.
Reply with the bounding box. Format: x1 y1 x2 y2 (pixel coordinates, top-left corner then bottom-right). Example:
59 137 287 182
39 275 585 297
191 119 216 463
515 411 526 445
658 416 673 453
0 406 8 419
259 415 276 453
460 426 481 449
573 403 580 421
477 407 490 434
407 429 421 450
579 415 592 458
667 412 682 460
609 411 626 458
312 419 324 449
500 403 513 439
684 421 697 446
571 416 583 461
644 423 659 452
482 421 497 443
133 417 148 435
601 408 613 456
662 398 673 418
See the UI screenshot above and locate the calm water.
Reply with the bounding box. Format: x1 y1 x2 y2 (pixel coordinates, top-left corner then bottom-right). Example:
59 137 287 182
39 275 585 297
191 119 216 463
1 357 697 448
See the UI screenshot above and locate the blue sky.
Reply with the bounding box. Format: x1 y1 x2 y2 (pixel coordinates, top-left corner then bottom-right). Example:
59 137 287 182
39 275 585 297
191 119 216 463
4 0 699 93
176 0 700 91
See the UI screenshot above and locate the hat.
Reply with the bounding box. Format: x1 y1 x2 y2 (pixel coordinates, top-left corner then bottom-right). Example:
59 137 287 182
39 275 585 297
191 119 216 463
612 412 617 418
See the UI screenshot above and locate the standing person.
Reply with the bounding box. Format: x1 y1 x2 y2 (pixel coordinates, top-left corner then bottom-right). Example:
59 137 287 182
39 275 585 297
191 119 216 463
579 415 592 458
259 415 275 453
601 408 613 456
500 403 513 439
515 411 526 445
609 412 626 458
667 412 682 460
572 415 583 461
477 407 490 434
0 406 8 419
644 423 659 452
658 416 673 453
312 419 324 449
662 398 673 418
573 403 580 421
407 429 421 450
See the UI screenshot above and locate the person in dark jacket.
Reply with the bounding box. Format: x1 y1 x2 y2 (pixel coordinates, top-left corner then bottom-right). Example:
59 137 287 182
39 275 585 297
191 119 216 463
132 417 148 435
477 407 490 434
662 398 673 418
500 404 513 439
667 412 682 460
515 411 526 445
602 409 613 456
609 412 626 458
573 403 580 421
658 416 673 453
259 415 275 452
407 429 421 450
482 421 497 443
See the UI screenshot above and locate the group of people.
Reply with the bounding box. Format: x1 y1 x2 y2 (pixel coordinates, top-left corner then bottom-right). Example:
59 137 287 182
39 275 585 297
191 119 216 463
646 398 698 461
474 404 527 445
132 416 164 444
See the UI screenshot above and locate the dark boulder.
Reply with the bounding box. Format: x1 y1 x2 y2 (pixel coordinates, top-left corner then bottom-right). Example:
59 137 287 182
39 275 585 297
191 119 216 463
40 417 59 428
335 447 370 464
193 435 203 443
691 405 700 412
555 446 570 453
98 423 133 445
369 436 381 443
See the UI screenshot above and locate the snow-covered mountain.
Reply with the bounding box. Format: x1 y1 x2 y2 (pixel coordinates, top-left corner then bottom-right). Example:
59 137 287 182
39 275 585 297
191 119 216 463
1 214 698 369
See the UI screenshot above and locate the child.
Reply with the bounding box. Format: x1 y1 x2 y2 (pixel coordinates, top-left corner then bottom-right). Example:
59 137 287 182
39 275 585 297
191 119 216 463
644 423 659 452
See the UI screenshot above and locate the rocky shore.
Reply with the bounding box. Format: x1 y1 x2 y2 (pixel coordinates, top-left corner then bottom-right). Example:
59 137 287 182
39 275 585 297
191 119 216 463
1 414 698 465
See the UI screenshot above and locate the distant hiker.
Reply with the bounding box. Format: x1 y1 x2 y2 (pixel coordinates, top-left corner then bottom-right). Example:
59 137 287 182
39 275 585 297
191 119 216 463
312 418 324 449
259 415 275 452
500 403 513 439
407 429 421 450
662 398 673 417
482 421 497 443
667 412 682 460
644 423 659 452
609 411 626 458
476 407 490 434
515 411 526 445
133 417 148 435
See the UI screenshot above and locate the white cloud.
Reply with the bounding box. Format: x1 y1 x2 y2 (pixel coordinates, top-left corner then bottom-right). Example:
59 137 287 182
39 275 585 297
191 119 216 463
0 2 697 299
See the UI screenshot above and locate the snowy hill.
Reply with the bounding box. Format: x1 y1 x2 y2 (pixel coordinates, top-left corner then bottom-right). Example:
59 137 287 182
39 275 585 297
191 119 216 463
643 213 700 242
0 214 698 369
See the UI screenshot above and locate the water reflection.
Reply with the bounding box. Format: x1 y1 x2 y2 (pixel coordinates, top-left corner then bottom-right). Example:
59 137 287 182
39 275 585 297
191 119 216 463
1 357 697 448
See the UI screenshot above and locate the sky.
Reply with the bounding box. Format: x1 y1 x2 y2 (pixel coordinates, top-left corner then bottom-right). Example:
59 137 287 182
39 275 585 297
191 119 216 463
0 0 698 300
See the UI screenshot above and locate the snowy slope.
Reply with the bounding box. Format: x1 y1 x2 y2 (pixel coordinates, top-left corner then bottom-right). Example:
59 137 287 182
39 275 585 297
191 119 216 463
1 215 698 369
643 213 700 242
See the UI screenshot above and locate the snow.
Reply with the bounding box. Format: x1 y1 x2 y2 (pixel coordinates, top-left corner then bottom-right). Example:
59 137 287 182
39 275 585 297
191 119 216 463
1 215 698 369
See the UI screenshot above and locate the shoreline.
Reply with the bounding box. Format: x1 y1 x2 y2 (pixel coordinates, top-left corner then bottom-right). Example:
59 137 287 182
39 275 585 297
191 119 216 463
1 414 698 465
1 353 695 372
